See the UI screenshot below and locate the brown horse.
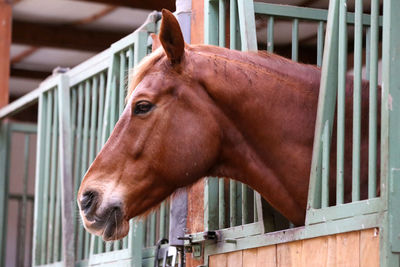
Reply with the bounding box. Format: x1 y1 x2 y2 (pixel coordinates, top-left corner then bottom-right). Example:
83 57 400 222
77 9 372 241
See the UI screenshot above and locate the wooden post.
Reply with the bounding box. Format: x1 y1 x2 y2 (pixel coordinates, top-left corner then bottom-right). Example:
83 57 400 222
0 0 11 108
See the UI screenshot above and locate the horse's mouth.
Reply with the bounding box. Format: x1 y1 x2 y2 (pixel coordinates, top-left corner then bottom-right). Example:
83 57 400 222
81 206 130 241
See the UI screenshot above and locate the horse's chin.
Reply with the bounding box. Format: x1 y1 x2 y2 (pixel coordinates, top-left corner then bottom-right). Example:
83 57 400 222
82 216 130 241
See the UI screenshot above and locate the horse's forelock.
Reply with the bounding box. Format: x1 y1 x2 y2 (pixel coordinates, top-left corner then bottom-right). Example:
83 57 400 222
126 48 164 102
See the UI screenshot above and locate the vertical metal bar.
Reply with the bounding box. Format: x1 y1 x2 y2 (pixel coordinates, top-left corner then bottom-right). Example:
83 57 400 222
267 16 274 53
119 51 126 115
97 73 106 153
242 184 250 224
365 27 371 81
321 122 330 208
74 84 84 260
237 0 257 51
110 75 117 130
82 80 91 259
41 90 54 264
0 122 9 267
159 202 166 239
317 21 324 67
336 0 347 205
229 180 237 227
17 134 30 266
130 220 144 267
218 0 226 47
32 93 47 266
229 0 238 50
368 0 379 199
58 74 75 267
89 76 99 164
149 212 156 246
291 18 299 61
53 166 61 262
352 0 363 202
204 178 219 230
205 0 219 45
47 88 59 263
307 0 339 215
218 178 225 229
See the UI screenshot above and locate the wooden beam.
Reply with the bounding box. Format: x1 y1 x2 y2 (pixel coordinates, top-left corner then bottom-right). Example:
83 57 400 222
10 67 51 80
12 20 130 51
0 1 11 108
76 0 175 11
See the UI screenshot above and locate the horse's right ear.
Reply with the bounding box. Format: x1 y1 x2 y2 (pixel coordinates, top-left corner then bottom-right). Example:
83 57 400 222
159 9 185 64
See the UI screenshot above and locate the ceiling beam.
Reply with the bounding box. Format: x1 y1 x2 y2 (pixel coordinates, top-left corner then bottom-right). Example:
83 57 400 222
12 20 130 52
10 67 51 80
76 0 175 11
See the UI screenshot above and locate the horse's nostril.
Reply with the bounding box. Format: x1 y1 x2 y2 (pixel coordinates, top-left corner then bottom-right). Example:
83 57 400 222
80 190 98 215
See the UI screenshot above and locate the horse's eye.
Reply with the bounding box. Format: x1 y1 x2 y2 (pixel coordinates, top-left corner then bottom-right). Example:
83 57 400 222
134 101 153 115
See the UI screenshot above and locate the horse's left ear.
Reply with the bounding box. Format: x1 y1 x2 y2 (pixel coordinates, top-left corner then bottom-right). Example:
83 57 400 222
159 9 185 64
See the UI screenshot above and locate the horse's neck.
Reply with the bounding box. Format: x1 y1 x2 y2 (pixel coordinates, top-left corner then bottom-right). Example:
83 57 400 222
190 47 321 225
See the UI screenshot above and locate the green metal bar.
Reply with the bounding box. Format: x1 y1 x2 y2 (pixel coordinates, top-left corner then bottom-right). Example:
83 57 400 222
306 0 339 214
82 80 91 259
74 85 84 260
291 18 299 61
317 21 324 67
89 76 99 165
128 46 134 77
204 0 219 45
267 16 274 53
97 73 106 153
204 178 219 230
130 220 144 267
53 168 61 263
336 0 347 205
229 0 238 50
47 88 59 263
0 123 10 267
368 0 379 199
241 184 250 224
32 93 47 266
41 90 54 264
229 180 237 227
321 121 330 208
218 178 225 229
159 202 166 239
17 134 30 267
57 74 75 266
218 0 226 47
110 75 118 130
352 0 363 202
365 27 371 81
237 0 257 51
119 51 126 115
381 0 400 264
149 212 156 246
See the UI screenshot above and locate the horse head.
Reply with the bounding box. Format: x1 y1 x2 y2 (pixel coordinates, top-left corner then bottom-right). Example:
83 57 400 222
77 10 223 241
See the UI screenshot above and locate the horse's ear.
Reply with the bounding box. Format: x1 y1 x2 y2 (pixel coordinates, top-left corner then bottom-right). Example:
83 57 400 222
159 9 184 64
150 33 161 51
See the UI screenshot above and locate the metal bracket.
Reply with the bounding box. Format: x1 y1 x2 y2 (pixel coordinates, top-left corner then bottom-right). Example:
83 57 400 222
179 231 219 259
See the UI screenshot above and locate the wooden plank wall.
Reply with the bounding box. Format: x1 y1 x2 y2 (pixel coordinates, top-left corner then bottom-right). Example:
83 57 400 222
0 0 11 108
209 229 379 267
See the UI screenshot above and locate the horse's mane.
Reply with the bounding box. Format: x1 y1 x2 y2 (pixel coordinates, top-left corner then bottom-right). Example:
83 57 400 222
126 45 321 100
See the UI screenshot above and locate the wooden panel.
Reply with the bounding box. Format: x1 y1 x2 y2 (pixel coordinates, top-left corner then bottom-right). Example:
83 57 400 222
336 231 360 267
243 248 257 267
0 1 11 108
256 245 276 267
360 228 379 267
277 240 302 267
209 253 227 267
301 236 328 267
226 251 243 267
208 229 379 267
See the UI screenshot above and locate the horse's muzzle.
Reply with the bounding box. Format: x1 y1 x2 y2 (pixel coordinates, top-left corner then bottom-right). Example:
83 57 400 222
78 190 129 241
